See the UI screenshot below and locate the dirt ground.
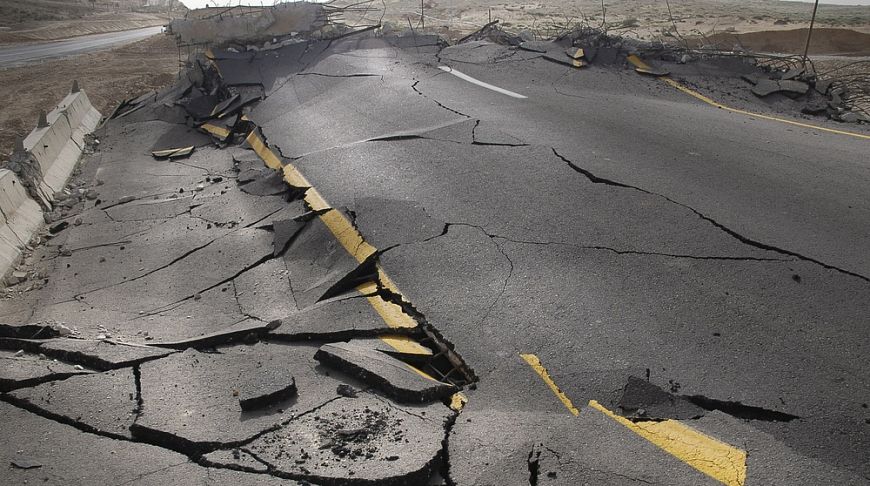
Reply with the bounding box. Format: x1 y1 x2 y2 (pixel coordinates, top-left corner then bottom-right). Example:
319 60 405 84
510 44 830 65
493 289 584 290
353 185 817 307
0 12 169 44
0 34 180 160
348 0 870 45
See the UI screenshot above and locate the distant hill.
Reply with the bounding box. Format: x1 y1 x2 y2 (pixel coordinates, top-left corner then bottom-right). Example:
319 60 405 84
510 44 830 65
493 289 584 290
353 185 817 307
0 0 187 27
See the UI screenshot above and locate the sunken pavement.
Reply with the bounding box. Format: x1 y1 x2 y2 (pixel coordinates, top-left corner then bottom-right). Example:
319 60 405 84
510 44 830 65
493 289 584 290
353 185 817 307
1 29 870 486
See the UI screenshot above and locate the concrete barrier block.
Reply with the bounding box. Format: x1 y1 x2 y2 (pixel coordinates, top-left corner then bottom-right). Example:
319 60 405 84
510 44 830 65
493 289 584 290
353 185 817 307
0 170 44 274
1 89 102 278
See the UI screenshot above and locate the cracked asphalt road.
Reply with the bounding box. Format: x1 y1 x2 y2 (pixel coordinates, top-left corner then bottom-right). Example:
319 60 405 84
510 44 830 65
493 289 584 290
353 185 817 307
0 32 868 485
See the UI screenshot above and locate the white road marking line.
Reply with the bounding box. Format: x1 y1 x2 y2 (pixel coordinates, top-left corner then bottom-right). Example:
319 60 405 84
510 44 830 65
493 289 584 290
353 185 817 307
438 66 528 99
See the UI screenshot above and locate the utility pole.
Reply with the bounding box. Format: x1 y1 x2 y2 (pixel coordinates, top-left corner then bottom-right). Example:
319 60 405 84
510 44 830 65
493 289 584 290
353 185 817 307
802 0 820 68
420 0 425 31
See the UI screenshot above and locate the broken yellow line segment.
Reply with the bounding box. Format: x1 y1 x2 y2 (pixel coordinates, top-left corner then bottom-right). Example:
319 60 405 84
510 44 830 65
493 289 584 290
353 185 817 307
522 352 746 486
519 353 580 416
625 55 870 141
589 400 747 486
245 131 463 406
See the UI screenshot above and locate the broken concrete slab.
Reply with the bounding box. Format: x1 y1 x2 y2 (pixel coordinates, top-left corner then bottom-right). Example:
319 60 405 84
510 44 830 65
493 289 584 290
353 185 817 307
752 79 809 97
149 319 278 350
0 402 192 485
233 258 297 322
239 376 296 412
218 394 452 484
80 227 274 315
271 218 307 256
151 125 213 153
239 170 289 196
0 350 92 392
190 186 297 228
7 367 138 439
543 52 587 68
353 197 445 249
282 214 365 308
37 338 173 371
315 342 455 403
268 294 398 341
133 343 351 451
618 376 704 420
151 146 195 160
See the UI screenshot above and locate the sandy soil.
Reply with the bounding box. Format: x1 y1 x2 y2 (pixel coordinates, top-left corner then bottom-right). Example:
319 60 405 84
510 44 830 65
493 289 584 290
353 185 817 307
0 0 184 44
0 13 169 44
342 0 870 44
0 34 179 160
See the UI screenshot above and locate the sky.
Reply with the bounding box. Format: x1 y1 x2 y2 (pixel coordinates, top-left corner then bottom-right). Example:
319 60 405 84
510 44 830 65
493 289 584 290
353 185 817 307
178 0 870 8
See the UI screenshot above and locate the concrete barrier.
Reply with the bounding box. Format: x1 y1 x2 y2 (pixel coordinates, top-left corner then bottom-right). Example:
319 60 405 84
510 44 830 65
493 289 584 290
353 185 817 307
24 90 102 198
0 87 102 280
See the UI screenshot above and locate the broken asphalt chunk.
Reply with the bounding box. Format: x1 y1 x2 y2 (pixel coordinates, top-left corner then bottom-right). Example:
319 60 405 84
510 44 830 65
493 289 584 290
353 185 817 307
272 218 307 256
8 368 138 439
37 338 174 371
617 376 704 420
751 79 809 97
239 170 289 196
565 47 586 60
218 394 452 484
282 215 367 308
314 342 455 403
0 350 92 392
543 52 587 68
134 344 351 450
239 376 297 412
150 319 280 350
269 294 399 341
151 146 195 160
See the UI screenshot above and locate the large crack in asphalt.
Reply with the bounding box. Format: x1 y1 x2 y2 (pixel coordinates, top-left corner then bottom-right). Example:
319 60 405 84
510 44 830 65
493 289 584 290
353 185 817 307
552 148 870 283
411 79 472 119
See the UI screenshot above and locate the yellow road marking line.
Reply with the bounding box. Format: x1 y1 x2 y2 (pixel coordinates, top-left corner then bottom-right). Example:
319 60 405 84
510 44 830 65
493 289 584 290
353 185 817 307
626 55 870 140
589 400 747 486
245 131 284 170
519 353 580 416
201 123 230 139
245 131 463 390
378 335 433 355
662 78 870 140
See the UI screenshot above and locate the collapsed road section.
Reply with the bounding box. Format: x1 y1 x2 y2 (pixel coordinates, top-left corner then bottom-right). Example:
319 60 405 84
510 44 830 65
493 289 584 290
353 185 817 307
2 6 870 486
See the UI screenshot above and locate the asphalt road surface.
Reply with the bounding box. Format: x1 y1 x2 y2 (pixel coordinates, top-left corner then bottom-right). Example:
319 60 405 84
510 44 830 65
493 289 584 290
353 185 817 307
0 26 163 68
0 34 868 486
